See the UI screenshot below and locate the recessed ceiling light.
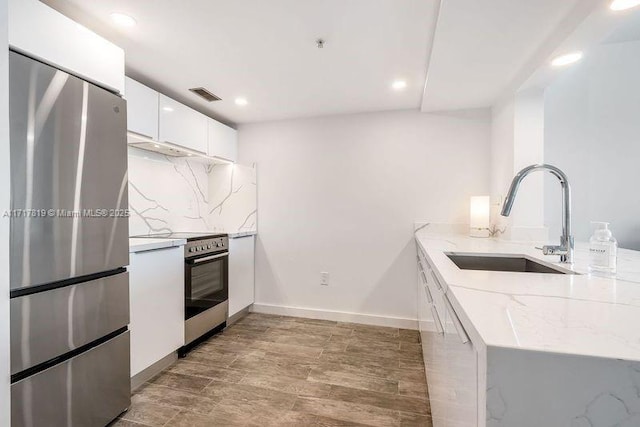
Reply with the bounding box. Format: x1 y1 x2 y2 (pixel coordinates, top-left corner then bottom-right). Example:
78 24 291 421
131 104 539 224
162 106 174 112
610 0 640 11
110 12 136 28
153 144 160 148
551 51 583 67
235 97 248 106
392 80 407 90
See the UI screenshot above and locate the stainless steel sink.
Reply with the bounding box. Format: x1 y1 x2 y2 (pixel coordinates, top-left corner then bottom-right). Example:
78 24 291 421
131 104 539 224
445 253 573 275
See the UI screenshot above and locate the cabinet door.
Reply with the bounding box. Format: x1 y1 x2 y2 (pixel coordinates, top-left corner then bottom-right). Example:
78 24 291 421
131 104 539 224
125 77 159 140
228 236 255 316
129 246 184 376
159 94 208 153
441 296 478 426
9 0 125 94
208 118 238 161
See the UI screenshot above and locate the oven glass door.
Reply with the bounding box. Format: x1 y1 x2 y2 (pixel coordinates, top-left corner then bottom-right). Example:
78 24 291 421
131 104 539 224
185 252 228 320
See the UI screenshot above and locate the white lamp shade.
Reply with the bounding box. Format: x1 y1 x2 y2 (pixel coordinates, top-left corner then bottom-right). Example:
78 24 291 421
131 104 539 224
470 196 490 237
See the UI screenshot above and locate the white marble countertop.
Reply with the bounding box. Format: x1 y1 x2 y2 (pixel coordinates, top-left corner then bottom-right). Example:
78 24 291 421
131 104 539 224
415 226 640 362
227 230 257 238
129 237 187 254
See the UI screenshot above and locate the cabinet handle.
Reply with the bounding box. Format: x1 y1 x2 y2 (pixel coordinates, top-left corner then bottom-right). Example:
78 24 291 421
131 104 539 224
423 284 433 303
429 270 443 290
133 245 180 254
128 130 155 141
444 296 469 344
417 253 430 274
419 270 428 285
431 306 444 334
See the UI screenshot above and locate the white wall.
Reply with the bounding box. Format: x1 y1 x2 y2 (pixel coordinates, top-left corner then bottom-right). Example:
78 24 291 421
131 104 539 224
544 40 640 250
512 89 545 228
1 0 11 422
490 90 547 241
490 98 515 201
238 109 491 325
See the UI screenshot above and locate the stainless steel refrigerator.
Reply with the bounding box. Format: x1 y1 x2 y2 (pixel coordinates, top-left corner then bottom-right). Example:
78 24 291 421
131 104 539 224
9 50 131 426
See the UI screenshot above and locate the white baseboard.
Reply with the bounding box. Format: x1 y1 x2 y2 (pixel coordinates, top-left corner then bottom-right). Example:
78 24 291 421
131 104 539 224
251 303 419 330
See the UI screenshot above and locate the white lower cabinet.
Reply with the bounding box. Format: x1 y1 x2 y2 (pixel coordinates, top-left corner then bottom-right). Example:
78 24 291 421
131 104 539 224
129 246 184 376
417 244 478 427
228 235 255 317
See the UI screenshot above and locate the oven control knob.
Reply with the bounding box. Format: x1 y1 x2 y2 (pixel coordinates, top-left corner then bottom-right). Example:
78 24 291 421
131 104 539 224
207 244 212 249
189 247 194 252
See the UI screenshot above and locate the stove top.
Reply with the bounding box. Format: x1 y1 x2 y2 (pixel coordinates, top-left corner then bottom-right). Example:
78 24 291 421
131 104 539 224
134 232 227 242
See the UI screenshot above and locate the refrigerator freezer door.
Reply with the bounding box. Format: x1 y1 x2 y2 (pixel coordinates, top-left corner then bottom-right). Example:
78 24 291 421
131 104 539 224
9 51 129 292
11 331 131 427
10 271 130 375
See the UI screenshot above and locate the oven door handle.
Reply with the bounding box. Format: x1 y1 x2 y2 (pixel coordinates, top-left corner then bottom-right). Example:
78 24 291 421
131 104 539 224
188 252 229 264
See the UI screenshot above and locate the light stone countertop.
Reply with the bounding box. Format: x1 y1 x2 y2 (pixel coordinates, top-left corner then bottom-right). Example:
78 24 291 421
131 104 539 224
415 225 640 362
128 237 187 254
227 230 257 238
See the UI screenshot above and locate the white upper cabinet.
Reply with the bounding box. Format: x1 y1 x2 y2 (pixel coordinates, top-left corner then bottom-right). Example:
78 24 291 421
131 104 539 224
159 94 208 154
208 119 238 162
9 0 125 94
125 77 159 140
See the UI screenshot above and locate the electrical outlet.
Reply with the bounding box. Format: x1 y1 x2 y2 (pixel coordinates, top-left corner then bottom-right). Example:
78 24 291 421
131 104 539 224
320 272 330 286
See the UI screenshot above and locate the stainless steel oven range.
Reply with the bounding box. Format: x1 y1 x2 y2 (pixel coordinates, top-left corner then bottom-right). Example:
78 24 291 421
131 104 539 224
138 232 229 355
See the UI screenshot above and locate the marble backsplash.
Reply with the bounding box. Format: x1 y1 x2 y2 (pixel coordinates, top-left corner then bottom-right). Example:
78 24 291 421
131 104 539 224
127 147 256 236
208 162 257 234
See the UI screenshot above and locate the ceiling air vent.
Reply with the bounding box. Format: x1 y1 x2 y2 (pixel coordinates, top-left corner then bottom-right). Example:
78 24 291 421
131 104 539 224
189 87 222 102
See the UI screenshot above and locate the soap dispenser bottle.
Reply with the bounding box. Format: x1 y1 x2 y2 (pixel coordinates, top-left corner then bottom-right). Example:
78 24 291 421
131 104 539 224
588 222 617 276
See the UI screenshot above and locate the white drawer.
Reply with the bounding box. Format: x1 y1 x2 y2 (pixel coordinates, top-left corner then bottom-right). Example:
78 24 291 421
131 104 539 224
424 270 446 328
423 283 433 303
444 295 470 344
429 268 445 291
431 305 444 334
417 255 427 274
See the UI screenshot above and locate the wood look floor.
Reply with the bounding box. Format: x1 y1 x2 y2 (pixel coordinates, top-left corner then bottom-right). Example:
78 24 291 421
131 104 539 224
113 313 432 427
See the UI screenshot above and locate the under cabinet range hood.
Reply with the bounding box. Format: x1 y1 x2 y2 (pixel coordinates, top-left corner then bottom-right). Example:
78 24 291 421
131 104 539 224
127 132 233 164
127 132 201 157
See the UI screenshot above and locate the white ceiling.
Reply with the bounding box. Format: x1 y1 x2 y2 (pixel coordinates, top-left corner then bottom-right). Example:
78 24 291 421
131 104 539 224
604 10 640 43
43 0 439 125
519 2 640 94
42 0 599 125
421 0 585 112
